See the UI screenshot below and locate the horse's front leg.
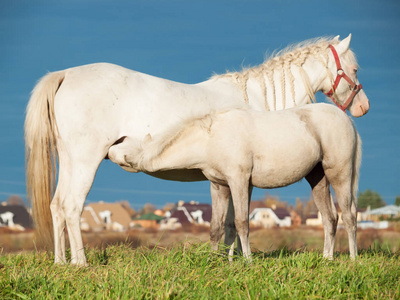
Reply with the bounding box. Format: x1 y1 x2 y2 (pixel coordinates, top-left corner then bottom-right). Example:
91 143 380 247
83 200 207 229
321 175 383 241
210 182 231 252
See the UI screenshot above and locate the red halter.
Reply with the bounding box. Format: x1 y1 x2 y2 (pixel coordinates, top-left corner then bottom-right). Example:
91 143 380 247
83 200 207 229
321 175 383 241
324 45 363 113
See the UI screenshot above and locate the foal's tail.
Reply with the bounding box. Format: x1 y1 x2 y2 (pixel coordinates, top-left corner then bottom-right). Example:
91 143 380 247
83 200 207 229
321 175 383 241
352 132 362 206
25 71 65 247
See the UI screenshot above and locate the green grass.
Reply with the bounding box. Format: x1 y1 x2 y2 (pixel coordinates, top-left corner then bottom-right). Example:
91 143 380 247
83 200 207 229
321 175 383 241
1 243 399 299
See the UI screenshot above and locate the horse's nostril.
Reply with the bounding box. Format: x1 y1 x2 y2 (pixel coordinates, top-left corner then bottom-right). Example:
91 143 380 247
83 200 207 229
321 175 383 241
360 105 368 115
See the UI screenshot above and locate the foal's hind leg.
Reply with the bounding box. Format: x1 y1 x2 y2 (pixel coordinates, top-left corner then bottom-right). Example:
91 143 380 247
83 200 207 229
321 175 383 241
306 163 338 259
224 196 237 258
210 183 231 252
326 168 358 260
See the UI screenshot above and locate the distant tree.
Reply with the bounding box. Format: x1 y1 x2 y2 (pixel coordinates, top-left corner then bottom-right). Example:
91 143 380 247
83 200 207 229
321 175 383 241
294 197 304 222
142 203 156 214
357 189 386 209
395 196 400 207
163 202 176 212
6 195 25 206
304 198 318 218
263 194 287 209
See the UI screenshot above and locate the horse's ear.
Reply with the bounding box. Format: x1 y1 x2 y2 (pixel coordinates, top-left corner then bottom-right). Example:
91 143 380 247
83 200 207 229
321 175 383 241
333 35 340 42
336 34 352 54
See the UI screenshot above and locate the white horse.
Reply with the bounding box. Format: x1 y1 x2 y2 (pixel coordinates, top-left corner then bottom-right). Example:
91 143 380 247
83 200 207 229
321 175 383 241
111 103 361 260
25 34 369 265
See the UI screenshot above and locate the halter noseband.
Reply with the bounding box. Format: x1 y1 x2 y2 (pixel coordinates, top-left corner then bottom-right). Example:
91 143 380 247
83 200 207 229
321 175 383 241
324 45 363 113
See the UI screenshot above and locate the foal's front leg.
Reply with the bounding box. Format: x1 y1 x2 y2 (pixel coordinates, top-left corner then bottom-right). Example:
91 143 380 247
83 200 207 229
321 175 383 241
234 186 253 257
229 179 252 260
210 183 231 251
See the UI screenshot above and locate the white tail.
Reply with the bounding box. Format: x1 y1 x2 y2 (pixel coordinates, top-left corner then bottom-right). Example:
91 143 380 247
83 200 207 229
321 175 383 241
25 71 65 247
352 132 362 206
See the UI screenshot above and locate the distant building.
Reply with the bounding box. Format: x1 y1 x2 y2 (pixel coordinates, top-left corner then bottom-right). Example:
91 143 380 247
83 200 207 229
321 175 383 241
160 202 212 229
249 207 291 228
248 200 292 228
290 211 302 227
305 213 322 227
131 213 164 228
0 205 33 231
80 202 132 232
362 205 400 221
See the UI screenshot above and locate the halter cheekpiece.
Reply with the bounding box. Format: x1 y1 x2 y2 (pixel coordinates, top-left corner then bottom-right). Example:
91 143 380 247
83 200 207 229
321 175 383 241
324 45 363 113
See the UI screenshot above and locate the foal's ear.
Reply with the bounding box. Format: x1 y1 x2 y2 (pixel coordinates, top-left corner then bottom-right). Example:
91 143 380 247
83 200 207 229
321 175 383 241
336 33 352 54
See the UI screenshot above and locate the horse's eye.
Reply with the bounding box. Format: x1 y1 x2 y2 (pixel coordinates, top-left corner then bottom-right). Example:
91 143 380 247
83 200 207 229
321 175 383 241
353 68 358 74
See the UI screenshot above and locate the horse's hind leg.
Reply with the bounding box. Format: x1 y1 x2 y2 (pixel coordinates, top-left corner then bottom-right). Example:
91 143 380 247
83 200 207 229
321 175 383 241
306 163 338 259
210 183 231 252
50 182 67 264
50 147 71 264
64 155 103 266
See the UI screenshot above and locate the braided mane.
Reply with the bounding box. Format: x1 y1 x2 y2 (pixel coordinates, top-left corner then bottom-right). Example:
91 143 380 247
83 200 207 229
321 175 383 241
213 37 340 110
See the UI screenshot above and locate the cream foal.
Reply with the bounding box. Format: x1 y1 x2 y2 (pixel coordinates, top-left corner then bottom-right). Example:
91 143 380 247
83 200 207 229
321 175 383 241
109 103 361 260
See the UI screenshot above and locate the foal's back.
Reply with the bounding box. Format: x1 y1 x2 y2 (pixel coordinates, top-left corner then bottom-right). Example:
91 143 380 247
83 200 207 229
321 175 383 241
205 103 356 188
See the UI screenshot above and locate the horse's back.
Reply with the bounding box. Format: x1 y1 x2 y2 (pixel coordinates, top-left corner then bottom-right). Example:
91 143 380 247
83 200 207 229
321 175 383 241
53 63 238 145
52 63 189 148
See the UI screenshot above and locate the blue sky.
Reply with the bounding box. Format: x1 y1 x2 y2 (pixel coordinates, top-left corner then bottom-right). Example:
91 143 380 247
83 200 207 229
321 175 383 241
0 1 399 209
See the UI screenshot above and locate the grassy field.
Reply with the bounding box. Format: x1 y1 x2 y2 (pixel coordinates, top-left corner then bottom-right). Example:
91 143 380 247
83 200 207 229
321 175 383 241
1 241 399 299
2 226 400 254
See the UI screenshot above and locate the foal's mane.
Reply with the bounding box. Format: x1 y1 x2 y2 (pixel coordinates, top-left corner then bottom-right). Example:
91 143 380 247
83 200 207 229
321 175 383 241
212 36 346 110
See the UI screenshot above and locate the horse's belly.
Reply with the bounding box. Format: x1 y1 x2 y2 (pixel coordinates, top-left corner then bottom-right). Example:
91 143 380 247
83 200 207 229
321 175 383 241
145 169 207 182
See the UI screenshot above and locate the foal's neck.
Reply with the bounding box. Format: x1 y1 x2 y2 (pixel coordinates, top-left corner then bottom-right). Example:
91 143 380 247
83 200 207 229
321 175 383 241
140 120 209 172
